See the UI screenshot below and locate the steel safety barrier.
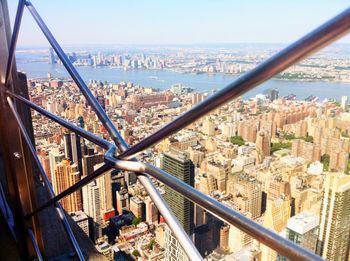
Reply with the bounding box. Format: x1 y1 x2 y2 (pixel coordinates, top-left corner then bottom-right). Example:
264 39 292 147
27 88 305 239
4 0 350 260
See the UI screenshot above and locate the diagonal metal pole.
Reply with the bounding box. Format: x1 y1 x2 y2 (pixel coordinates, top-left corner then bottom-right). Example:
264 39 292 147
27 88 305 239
7 97 85 260
25 0 126 150
5 0 25 86
25 163 111 219
118 7 350 160
28 229 44 261
24 2 202 260
7 91 112 150
109 159 324 261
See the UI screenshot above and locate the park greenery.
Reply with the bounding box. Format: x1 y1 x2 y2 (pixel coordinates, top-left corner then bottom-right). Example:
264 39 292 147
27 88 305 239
132 217 142 226
132 250 140 257
230 135 245 146
321 154 330 171
271 142 292 154
281 131 314 143
148 239 155 250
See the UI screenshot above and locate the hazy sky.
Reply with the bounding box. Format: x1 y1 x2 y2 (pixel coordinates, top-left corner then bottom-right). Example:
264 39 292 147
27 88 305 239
7 1 350 47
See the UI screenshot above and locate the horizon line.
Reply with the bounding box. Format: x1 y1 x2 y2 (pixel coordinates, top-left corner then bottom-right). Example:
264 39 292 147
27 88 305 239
16 41 350 49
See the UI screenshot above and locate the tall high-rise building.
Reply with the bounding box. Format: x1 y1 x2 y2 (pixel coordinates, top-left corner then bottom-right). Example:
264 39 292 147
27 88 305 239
163 149 195 261
278 212 319 261
256 130 271 163
341 95 348 110
164 225 189 261
219 224 230 252
82 152 104 177
71 211 90 238
70 133 83 174
145 196 158 224
63 132 83 174
52 159 82 213
82 164 115 241
163 149 194 234
49 147 64 182
49 47 56 64
130 196 145 220
317 173 350 260
261 196 291 261
116 188 129 215
202 117 215 136
227 173 262 219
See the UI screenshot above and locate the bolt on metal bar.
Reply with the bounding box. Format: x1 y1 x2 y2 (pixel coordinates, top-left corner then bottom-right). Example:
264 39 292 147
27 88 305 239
118 7 350 160
25 163 111 219
110 159 324 261
4 0 25 86
7 91 112 150
28 229 44 261
25 0 127 151
7 97 85 260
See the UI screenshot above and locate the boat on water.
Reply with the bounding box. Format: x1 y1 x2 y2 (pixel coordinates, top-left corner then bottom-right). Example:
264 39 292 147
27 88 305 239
284 93 297 100
305 95 319 102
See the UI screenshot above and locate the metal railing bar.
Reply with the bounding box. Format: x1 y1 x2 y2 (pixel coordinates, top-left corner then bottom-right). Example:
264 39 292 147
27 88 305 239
7 91 112 150
104 148 202 261
28 229 44 261
25 163 111 219
110 159 324 261
4 0 25 86
7 97 85 260
118 7 350 160
25 1 127 151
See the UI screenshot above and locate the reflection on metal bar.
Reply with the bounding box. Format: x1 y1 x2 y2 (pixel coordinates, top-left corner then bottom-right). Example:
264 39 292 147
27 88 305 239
28 229 44 261
7 97 85 260
118 7 350 160
25 1 127 151
110 159 324 261
25 163 111 219
7 91 112 150
4 0 25 86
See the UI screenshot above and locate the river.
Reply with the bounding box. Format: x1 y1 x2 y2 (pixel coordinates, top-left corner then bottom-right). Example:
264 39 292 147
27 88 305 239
16 61 350 101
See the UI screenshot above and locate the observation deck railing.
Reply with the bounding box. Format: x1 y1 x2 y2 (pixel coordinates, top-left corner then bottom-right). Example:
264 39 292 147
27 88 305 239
3 1 350 260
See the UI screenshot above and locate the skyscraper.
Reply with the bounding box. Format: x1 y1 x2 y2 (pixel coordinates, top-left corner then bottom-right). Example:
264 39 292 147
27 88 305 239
82 164 115 241
341 95 348 110
278 212 319 261
163 148 195 261
261 196 291 261
49 147 64 182
163 149 194 234
256 130 271 163
317 172 350 260
63 132 83 174
49 47 56 64
52 159 82 213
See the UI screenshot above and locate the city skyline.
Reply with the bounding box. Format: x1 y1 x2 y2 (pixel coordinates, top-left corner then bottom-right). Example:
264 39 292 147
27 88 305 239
7 1 350 47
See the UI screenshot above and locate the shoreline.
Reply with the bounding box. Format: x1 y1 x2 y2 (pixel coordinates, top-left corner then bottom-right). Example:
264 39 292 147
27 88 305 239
19 61 350 84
